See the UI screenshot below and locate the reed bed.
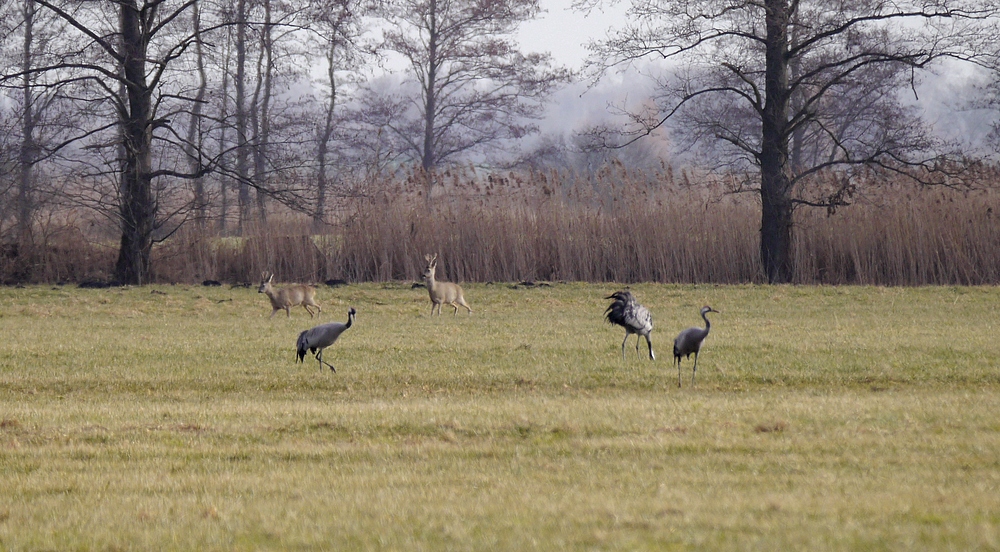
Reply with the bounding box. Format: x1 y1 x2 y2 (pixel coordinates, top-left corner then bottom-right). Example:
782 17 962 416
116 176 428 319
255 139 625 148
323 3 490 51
3 166 999 285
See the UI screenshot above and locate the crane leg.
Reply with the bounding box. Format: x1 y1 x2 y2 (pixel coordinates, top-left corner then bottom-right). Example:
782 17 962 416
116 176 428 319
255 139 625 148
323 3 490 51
691 352 699 385
316 349 336 373
621 334 629 361
676 357 682 388
635 336 641 359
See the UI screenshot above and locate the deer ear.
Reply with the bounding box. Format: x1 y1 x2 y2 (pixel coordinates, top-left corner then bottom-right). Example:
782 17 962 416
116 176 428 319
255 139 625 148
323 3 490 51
425 254 432 262
267 273 273 283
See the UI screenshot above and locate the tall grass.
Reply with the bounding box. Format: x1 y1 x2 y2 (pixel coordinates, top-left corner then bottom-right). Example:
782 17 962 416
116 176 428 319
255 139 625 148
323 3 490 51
796 185 1000 285
3 166 1000 285
334 169 760 283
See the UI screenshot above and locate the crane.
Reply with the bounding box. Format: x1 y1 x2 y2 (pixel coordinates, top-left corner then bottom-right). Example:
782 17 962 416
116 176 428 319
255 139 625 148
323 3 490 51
296 307 356 372
604 290 654 360
673 306 719 387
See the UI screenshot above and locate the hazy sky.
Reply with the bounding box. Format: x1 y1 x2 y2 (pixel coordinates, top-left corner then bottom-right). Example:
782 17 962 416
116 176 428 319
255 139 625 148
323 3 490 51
513 0 996 153
516 0 629 70
366 0 998 153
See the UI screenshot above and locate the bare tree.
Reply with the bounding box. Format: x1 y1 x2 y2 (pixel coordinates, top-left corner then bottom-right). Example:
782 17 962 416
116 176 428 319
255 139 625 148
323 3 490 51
373 0 571 186
974 52 1000 156
184 0 209 228
15 0 38 250
249 0 273 223
586 0 999 283
0 0 74 279
17 0 215 284
233 0 252 234
308 0 369 230
218 0 315 233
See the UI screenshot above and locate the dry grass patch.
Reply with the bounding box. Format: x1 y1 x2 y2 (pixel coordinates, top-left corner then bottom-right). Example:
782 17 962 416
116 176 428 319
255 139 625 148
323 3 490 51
753 420 789 433
0 283 998 550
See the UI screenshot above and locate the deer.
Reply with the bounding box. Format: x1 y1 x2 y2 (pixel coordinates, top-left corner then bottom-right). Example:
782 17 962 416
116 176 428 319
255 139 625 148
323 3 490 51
258 272 322 319
422 253 472 316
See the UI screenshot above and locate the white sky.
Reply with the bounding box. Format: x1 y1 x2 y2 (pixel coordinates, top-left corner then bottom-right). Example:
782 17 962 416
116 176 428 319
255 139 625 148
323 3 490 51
516 0 629 70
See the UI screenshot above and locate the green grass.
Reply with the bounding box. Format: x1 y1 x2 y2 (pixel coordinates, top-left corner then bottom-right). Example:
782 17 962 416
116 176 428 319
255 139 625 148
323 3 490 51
1 282 999 550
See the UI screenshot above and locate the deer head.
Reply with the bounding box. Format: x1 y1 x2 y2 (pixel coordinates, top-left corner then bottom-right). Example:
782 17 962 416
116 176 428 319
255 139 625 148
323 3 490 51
258 272 274 294
423 254 438 281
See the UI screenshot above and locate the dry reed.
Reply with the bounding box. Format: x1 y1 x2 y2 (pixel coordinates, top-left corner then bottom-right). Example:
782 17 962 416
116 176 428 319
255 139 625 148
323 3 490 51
2 167 999 285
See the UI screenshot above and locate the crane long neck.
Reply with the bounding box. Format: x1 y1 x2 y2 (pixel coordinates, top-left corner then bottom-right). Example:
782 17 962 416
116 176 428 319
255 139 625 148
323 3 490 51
701 311 711 334
345 312 354 328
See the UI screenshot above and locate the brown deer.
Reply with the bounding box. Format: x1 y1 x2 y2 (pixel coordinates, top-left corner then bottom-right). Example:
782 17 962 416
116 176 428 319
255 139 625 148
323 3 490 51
422 254 472 316
258 272 322 318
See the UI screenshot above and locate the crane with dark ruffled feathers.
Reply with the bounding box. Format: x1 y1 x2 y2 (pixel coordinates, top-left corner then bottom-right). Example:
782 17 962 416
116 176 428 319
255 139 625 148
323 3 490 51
296 308 356 372
604 290 654 360
673 306 719 387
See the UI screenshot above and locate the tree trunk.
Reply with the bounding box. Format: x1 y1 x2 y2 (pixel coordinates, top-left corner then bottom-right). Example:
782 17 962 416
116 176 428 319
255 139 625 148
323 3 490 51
419 0 438 204
251 0 272 223
235 0 252 235
217 24 233 234
186 0 208 229
421 0 437 172
314 40 337 232
760 0 794 284
113 0 155 285
18 0 36 255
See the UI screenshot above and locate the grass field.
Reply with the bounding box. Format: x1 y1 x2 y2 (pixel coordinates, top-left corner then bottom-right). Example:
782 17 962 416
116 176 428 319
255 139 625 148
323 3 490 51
0 282 999 550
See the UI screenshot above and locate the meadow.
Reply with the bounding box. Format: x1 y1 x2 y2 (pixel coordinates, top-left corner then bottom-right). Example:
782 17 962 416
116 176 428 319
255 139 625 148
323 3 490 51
0 282 999 550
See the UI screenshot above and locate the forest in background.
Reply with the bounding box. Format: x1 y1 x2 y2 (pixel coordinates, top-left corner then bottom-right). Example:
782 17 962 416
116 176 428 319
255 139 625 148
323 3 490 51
4 0 1000 285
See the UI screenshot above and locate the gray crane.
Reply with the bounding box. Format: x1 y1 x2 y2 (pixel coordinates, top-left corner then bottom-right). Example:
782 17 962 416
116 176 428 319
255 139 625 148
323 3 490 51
605 290 655 360
296 307 356 372
673 306 719 387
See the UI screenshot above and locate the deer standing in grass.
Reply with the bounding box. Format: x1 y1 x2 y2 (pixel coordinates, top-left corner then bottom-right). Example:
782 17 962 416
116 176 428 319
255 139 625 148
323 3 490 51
422 254 472 315
258 272 322 318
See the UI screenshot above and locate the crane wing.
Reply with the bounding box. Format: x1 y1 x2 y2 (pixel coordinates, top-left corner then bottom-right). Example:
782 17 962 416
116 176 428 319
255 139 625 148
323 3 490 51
623 302 653 333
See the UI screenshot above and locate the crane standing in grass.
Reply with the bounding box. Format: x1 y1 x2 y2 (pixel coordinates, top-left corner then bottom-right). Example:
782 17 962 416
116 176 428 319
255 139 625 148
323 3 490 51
296 307 356 373
605 290 655 360
673 306 720 387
